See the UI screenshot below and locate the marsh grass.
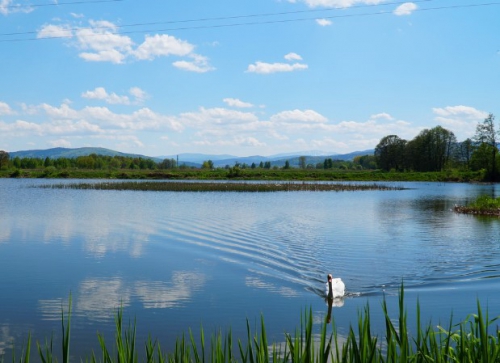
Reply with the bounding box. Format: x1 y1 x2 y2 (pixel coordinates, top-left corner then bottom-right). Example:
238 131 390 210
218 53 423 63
6 286 500 363
454 195 500 216
37 181 405 193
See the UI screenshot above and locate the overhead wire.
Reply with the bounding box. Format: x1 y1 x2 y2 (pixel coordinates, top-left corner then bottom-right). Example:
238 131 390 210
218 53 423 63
1 0 434 38
2 0 124 9
1 0 499 43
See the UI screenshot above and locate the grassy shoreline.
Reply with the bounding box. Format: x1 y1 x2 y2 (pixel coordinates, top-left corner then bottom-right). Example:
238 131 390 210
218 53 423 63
7 286 500 363
454 195 500 216
0 168 487 182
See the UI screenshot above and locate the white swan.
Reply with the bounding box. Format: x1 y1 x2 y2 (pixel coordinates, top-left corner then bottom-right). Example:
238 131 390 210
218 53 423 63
325 274 345 299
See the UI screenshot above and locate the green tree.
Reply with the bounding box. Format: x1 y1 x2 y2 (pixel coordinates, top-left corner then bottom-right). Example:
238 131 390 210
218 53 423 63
202 160 214 169
474 113 498 180
284 160 290 169
0 150 9 169
374 135 407 171
406 126 456 172
298 156 307 169
159 158 176 169
456 138 474 170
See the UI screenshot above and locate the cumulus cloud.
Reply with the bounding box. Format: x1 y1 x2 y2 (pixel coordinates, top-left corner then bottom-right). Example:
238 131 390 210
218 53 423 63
0 0 33 15
129 87 148 103
247 61 308 74
293 0 385 9
247 53 308 74
49 138 72 148
316 18 333 26
394 2 418 16
81 87 148 105
223 98 254 108
133 34 194 60
270 109 328 123
173 54 215 73
370 112 394 121
180 107 259 126
0 101 15 115
432 105 489 140
36 19 213 71
37 24 73 39
82 87 130 105
284 52 303 61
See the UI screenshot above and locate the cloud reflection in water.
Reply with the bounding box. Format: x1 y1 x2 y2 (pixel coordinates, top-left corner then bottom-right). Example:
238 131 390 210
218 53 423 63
38 271 207 322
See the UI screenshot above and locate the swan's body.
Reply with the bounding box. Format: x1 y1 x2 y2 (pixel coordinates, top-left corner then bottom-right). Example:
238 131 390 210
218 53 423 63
325 277 345 298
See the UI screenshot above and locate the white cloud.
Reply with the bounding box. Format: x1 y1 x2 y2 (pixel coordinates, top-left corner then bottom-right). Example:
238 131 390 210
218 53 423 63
432 105 489 140
284 52 302 61
0 0 33 15
180 107 259 126
82 87 130 105
247 61 308 74
37 24 73 39
134 34 194 60
296 0 385 9
0 102 15 115
81 87 147 105
193 136 266 148
75 22 133 64
223 98 254 108
270 109 328 123
370 112 394 121
173 54 215 73
432 105 488 119
394 2 417 16
316 18 333 26
36 19 213 71
129 87 148 103
49 138 72 148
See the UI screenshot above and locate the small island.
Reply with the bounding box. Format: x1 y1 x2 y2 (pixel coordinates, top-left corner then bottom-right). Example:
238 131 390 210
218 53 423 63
453 195 500 216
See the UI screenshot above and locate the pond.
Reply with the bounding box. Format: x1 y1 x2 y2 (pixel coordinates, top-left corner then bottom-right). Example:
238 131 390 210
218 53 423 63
1 179 499 360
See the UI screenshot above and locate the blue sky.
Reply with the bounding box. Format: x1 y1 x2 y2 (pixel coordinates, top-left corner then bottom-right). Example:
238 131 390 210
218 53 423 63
1 0 499 157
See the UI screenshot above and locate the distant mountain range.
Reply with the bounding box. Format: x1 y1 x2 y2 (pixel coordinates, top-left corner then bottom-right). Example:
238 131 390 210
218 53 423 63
7 147 374 168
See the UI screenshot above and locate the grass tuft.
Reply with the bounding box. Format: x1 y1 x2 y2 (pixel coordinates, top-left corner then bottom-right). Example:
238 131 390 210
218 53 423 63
7 285 500 363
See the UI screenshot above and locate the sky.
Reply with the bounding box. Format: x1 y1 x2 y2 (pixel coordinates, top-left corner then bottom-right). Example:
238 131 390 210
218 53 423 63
0 0 499 157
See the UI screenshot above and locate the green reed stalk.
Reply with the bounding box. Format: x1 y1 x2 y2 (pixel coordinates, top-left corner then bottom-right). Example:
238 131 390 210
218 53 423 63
8 285 500 363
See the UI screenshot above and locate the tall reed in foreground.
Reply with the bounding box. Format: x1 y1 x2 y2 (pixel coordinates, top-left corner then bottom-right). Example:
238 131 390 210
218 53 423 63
5 286 500 363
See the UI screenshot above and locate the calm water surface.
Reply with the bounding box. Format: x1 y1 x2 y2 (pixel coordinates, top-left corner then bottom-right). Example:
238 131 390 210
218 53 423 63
1 179 500 359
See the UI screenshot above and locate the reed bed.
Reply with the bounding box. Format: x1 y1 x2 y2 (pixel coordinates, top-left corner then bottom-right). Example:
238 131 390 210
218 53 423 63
453 195 500 216
38 181 405 193
6 286 500 363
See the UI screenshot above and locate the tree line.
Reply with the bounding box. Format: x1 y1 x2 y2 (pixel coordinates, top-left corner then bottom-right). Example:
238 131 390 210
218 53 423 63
2 113 497 178
374 113 499 180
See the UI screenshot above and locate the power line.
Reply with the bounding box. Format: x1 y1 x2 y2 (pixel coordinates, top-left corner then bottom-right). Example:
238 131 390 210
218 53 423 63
3 0 124 10
2 0 433 37
1 1 499 43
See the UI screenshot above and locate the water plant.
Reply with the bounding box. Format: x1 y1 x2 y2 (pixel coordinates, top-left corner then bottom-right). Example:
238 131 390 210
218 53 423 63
37 181 405 193
454 195 500 216
5 286 500 363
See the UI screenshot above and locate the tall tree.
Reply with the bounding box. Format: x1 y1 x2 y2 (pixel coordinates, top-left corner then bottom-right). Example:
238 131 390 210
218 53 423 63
456 138 474 169
474 113 498 180
0 150 9 169
374 135 407 171
298 156 307 169
405 126 456 172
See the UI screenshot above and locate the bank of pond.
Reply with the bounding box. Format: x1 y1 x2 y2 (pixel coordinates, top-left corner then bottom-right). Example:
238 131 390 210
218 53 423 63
454 195 500 217
8 287 500 363
0 167 487 182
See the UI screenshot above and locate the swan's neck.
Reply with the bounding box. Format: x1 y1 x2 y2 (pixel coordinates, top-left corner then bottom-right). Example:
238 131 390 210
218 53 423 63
328 280 333 299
